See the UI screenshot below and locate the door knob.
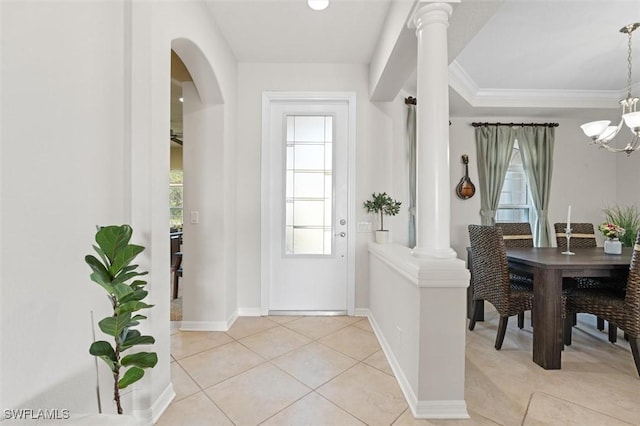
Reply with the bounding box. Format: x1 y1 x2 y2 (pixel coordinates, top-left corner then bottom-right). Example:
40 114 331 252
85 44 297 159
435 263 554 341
335 232 346 238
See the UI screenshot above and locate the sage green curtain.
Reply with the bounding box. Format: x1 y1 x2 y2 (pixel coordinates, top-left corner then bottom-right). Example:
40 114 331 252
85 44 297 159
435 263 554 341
475 126 517 225
407 104 416 248
516 126 555 247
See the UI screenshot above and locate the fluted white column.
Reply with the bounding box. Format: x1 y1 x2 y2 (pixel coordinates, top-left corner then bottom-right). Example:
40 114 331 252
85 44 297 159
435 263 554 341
410 2 456 259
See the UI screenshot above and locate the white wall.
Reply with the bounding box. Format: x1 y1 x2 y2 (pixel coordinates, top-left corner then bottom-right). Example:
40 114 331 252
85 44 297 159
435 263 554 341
615 148 640 208
1 0 127 414
0 0 238 421
378 101 630 260
236 63 392 312
448 116 620 258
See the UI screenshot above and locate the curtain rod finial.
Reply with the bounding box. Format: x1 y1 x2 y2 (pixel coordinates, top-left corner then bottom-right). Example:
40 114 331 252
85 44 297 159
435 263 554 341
405 96 416 105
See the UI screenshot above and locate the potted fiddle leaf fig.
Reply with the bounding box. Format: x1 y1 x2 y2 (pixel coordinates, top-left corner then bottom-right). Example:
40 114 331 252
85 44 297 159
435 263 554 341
86 225 157 414
363 192 401 243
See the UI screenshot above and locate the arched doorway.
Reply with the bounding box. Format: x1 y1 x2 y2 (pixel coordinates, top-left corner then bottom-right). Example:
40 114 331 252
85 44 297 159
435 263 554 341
169 38 235 331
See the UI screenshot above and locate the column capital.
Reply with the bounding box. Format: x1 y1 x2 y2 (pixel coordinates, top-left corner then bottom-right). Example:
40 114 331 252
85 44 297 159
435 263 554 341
408 1 456 31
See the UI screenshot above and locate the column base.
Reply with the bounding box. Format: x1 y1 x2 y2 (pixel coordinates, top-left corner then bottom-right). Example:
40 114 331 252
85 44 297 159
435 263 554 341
411 246 458 259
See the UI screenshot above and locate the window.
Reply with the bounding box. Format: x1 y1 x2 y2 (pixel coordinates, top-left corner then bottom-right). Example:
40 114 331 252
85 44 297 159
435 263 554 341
496 142 532 223
169 169 183 229
284 115 333 255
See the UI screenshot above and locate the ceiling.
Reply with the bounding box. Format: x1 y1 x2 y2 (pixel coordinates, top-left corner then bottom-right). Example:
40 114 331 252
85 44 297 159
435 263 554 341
171 0 640 130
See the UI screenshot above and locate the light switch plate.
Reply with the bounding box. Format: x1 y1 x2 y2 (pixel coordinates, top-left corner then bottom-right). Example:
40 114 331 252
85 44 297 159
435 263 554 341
357 222 371 232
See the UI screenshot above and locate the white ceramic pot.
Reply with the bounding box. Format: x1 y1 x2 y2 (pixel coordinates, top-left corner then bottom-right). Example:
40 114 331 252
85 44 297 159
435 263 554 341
604 238 622 254
375 230 390 244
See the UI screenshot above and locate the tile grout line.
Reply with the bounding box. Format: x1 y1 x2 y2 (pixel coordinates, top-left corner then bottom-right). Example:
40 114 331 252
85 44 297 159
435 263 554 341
169 317 395 425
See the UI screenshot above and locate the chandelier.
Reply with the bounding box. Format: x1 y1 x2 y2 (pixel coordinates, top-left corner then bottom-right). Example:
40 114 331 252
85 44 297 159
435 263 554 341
581 23 640 155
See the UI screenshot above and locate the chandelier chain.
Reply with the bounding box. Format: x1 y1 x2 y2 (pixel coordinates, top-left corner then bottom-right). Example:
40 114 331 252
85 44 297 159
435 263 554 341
628 27 634 99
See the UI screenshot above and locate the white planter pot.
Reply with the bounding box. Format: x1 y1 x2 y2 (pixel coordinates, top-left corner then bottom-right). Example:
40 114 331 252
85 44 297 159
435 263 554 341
604 238 622 254
375 230 390 244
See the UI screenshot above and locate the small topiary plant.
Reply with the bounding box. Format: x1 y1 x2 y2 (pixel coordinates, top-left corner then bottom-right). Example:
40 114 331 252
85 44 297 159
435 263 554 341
363 192 402 231
85 225 157 414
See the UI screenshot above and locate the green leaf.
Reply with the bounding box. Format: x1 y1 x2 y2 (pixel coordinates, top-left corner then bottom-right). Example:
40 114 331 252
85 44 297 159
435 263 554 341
89 340 116 357
115 301 153 315
96 225 132 264
121 334 155 351
120 289 148 304
98 312 131 337
118 366 145 389
130 280 147 289
109 244 145 276
121 352 158 369
112 270 148 287
93 244 110 269
85 255 114 292
112 282 134 300
89 341 117 372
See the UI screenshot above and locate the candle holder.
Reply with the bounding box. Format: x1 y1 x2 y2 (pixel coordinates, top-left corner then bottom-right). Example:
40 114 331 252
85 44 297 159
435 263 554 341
562 227 575 255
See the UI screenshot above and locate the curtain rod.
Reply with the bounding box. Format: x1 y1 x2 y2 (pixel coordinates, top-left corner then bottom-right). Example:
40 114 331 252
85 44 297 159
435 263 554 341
471 122 559 128
405 96 416 105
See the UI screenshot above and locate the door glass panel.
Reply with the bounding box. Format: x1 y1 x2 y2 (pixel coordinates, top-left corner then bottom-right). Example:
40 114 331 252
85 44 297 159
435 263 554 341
293 173 325 198
285 115 333 255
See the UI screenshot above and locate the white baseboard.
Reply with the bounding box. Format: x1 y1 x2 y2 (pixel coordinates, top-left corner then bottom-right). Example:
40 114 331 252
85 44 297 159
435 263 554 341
180 310 238 331
354 307 370 317
366 312 419 413
367 312 469 420
149 383 176 425
179 321 229 331
414 400 469 419
237 307 264 317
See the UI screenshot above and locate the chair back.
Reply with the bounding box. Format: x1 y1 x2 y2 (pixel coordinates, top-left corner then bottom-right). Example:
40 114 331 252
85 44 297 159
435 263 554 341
554 222 597 249
496 222 534 248
625 231 640 336
468 225 512 313
170 233 181 267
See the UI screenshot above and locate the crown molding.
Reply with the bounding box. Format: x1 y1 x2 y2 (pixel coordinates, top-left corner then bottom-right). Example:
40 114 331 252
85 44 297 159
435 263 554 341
448 60 627 110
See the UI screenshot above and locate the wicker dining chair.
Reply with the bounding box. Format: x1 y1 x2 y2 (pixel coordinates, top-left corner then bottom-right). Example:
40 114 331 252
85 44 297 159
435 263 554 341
555 222 597 249
468 225 535 350
496 222 534 329
497 222 535 248
555 222 626 337
565 231 640 377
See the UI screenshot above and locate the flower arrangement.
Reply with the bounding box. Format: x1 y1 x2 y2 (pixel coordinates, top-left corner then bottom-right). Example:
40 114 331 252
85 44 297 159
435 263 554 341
602 204 640 247
598 222 626 240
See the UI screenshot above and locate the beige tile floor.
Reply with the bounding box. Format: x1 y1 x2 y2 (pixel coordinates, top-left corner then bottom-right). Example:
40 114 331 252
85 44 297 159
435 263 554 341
159 309 640 425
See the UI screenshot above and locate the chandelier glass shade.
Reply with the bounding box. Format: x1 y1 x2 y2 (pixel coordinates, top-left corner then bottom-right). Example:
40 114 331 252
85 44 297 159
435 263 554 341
581 23 640 155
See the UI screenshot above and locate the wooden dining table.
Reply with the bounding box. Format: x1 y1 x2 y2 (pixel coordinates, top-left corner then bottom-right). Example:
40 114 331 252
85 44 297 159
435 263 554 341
506 247 631 370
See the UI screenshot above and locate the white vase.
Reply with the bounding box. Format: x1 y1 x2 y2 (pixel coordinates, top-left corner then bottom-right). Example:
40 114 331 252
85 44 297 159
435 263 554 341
604 238 622 254
375 230 390 244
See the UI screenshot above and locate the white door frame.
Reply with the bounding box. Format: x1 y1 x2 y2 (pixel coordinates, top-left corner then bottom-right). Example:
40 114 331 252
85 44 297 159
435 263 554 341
261 91 356 316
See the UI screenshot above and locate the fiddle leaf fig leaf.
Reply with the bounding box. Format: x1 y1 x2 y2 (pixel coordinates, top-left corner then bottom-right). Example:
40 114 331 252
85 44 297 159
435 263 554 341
120 289 148 304
118 367 144 389
121 332 155 351
121 352 158 369
85 255 113 290
96 225 132 263
98 312 131 337
110 244 144 275
92 245 110 269
115 301 153 315
130 280 147 289
89 341 117 372
87 224 155 413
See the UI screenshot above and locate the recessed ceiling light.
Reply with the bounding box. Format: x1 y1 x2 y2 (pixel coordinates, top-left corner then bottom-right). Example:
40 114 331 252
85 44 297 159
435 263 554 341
308 0 329 11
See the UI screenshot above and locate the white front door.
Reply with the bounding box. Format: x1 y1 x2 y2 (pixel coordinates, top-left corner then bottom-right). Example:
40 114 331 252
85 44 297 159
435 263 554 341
262 93 354 314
